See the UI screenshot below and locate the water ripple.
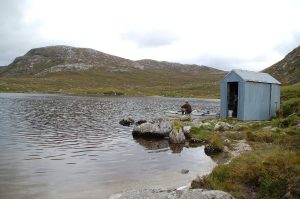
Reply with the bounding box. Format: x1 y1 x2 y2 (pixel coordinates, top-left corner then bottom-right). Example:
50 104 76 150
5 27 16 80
0 93 220 199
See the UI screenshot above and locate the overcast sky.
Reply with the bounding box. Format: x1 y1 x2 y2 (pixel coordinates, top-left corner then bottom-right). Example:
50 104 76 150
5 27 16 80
1 0 300 71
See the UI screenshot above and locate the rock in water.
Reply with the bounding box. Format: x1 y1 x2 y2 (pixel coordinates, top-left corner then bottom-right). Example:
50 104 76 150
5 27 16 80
169 128 186 144
204 143 223 155
180 169 189 174
132 118 172 138
119 117 135 126
136 119 147 126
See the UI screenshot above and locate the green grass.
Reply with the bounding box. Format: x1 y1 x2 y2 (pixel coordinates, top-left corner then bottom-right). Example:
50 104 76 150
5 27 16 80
196 86 300 198
189 127 210 141
276 98 300 117
189 127 224 150
281 83 300 101
0 68 223 98
203 148 300 199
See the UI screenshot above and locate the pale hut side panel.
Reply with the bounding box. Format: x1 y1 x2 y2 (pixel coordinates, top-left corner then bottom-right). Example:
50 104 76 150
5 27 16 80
220 80 227 118
270 84 281 118
243 82 271 120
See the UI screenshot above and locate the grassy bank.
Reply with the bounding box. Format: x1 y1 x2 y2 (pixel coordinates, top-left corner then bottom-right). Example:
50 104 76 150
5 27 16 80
189 84 300 198
0 69 223 98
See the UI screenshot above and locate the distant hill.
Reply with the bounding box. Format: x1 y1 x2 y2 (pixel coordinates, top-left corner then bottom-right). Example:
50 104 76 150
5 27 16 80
0 45 226 98
263 45 300 85
0 45 224 77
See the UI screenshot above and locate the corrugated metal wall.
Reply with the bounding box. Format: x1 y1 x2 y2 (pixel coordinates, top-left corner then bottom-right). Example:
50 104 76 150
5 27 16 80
220 80 228 118
270 84 281 118
220 71 281 120
243 82 271 120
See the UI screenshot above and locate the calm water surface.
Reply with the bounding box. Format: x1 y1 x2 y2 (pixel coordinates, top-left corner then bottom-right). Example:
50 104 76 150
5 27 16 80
0 93 220 199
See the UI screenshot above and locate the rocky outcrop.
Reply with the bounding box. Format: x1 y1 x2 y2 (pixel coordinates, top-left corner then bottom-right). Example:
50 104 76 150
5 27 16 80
169 128 186 144
132 118 172 138
107 188 234 199
263 45 300 85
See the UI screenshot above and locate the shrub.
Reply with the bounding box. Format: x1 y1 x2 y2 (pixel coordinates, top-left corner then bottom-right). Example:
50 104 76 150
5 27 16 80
281 84 300 102
173 120 184 130
225 132 246 140
202 149 300 198
209 134 224 150
246 130 286 143
272 114 300 128
277 98 300 117
189 127 210 141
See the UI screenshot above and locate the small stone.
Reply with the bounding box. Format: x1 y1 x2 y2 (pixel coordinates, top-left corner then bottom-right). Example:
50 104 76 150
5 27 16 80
182 126 192 134
180 169 189 174
204 143 222 155
180 115 191 121
270 127 279 132
224 139 231 143
119 117 135 126
214 122 233 131
136 119 147 126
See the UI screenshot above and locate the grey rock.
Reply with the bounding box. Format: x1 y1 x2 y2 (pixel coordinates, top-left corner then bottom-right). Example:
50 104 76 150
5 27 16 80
119 117 135 126
132 118 172 138
204 143 222 155
180 169 189 174
180 115 191 121
107 188 234 199
182 126 192 134
214 122 233 131
270 127 279 132
136 119 147 126
192 119 212 129
169 128 186 144
191 119 204 127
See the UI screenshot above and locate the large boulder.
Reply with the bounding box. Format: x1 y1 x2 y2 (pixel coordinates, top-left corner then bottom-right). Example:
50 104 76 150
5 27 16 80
106 188 234 199
169 128 186 144
132 118 172 138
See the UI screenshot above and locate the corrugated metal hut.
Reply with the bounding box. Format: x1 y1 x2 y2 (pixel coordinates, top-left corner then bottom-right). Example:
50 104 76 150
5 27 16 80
220 69 281 120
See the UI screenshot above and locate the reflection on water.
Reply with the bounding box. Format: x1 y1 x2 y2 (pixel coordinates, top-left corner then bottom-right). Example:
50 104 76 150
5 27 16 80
0 93 219 199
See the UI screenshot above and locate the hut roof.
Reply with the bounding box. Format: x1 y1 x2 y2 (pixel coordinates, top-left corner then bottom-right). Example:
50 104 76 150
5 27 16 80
229 69 281 84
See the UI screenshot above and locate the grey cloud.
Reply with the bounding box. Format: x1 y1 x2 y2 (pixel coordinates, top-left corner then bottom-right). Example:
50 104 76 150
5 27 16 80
0 0 44 66
274 32 300 55
182 54 270 71
122 29 178 48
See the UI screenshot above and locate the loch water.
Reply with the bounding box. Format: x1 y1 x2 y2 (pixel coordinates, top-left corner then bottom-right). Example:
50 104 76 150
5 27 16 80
0 93 220 199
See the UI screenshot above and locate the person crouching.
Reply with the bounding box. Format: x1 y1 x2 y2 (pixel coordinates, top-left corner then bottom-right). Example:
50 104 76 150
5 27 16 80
181 101 192 115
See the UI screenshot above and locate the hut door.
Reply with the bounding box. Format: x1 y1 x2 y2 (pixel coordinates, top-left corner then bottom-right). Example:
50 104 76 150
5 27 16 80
227 82 238 118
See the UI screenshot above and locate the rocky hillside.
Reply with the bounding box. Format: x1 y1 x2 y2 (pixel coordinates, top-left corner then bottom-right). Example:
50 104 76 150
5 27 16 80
0 46 146 77
0 45 224 77
0 45 226 98
263 45 300 85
